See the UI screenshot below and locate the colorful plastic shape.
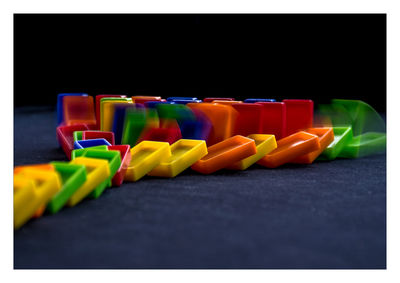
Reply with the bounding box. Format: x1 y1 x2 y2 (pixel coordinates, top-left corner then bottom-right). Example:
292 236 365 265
95 95 127 129
73 131 83 142
56 124 90 159
244 98 276 103
257 131 321 168
178 108 212 140
82 130 115 145
14 163 54 174
63 95 97 128
121 107 147 147
231 103 262 136
124 141 171 181
338 132 386 158
144 101 174 108
71 145 109 159
291 127 334 164
74 149 121 197
108 145 132 186
166 97 198 101
203 97 235 102
170 99 202 104
191 135 257 174
257 102 287 140
213 100 243 105
148 139 208 177
100 97 132 131
137 127 182 145
57 93 88 125
319 126 353 160
283 99 314 136
226 134 277 170
47 162 87 214
131 96 162 103
68 157 110 206
111 103 139 144
14 169 61 229
187 103 238 146
74 138 111 149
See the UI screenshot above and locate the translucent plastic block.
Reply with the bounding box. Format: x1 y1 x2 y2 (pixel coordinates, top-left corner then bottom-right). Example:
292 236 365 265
203 97 235 102
257 102 287 140
57 93 88 125
63 96 97 128
318 126 353 160
231 103 262 136
100 97 132 131
283 99 314 136
82 130 115 145
95 95 127 129
191 135 257 174
149 139 208 177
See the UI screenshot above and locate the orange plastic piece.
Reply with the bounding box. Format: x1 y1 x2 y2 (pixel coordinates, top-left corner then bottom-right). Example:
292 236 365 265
63 96 96 127
291 127 334 164
14 164 54 174
191 135 257 174
257 131 321 168
187 103 238 146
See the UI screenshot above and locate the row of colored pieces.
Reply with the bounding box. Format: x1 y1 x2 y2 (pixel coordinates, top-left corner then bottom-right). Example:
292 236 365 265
19 124 383 229
56 94 314 157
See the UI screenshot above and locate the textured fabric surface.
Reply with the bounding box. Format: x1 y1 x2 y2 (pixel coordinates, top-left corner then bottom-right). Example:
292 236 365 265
14 107 386 269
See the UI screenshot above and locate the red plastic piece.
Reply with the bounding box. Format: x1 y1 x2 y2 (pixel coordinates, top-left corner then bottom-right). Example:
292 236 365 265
82 131 115 145
95 95 127 129
137 127 182 145
134 97 163 104
63 96 97 128
231 103 262 136
283 99 314 136
203 97 235 102
107 145 132 186
56 124 90 159
257 102 287 140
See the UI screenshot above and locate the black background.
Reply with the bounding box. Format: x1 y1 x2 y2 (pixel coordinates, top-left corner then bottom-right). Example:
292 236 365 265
14 14 386 112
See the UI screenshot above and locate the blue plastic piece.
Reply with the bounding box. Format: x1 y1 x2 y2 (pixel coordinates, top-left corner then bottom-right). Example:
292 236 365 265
144 101 174 108
171 99 202 104
244 98 276 103
74 138 111 149
112 104 138 144
166 97 198 101
57 93 88 125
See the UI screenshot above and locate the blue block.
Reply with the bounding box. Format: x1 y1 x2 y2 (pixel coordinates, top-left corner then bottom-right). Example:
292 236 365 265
171 99 202 105
144 101 175 108
244 98 276 103
112 104 138 144
74 138 111 149
166 97 199 102
57 93 88 125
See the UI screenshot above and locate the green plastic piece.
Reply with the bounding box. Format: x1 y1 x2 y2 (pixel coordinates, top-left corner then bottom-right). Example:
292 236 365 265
121 108 147 147
71 145 109 160
73 131 83 142
338 132 386 158
156 104 196 121
319 126 353 160
77 149 122 198
47 162 87 214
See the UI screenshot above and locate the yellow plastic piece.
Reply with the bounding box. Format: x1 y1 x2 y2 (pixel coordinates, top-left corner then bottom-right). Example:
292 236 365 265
148 139 208 178
226 134 278 170
68 157 110 206
124 141 172 181
14 169 61 229
100 98 132 131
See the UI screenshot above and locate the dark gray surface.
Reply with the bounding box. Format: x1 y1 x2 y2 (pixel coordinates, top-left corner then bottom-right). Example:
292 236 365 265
14 107 386 269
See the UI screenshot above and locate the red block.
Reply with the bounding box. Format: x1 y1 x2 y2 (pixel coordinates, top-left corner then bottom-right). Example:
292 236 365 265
56 124 90 159
63 96 97 128
231 103 262 136
257 102 287 140
134 97 162 104
137 127 182 145
107 145 131 186
82 131 115 145
203 97 235 102
283 99 314 136
95 95 127 129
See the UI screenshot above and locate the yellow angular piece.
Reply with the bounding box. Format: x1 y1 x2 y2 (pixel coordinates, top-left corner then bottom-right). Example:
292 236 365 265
68 157 110 206
124 141 171 181
14 169 61 229
226 134 278 170
100 98 132 131
148 139 208 178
